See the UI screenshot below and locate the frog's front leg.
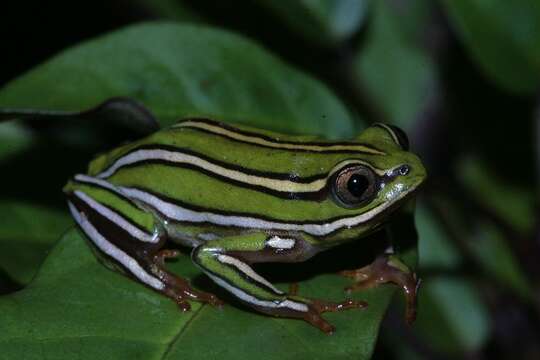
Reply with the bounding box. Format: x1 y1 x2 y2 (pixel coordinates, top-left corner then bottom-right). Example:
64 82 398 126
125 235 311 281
341 254 420 324
192 232 366 334
65 175 223 311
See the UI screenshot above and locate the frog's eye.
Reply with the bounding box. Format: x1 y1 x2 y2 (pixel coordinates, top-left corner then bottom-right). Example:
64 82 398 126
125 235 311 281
331 165 378 208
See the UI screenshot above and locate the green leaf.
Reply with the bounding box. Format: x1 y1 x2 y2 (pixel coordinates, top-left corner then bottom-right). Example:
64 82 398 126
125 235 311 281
469 221 533 300
0 123 72 287
427 191 534 299
414 276 491 354
0 201 72 286
256 0 370 45
441 0 540 94
416 204 460 270
0 229 394 360
458 157 536 234
455 157 534 299
355 0 437 130
0 23 356 138
0 122 34 160
413 204 492 354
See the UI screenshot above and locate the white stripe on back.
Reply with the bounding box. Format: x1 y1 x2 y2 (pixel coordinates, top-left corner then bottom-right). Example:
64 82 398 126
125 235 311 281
96 148 328 193
174 120 385 155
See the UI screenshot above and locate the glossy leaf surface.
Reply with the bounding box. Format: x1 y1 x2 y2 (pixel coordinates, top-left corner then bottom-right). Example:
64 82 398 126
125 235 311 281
0 23 356 138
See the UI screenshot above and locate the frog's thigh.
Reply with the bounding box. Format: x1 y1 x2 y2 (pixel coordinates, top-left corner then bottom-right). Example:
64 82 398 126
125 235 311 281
67 176 166 291
192 233 311 316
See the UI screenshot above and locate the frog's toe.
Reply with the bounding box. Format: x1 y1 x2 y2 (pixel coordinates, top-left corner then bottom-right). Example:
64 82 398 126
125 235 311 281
176 298 192 312
153 249 181 266
302 299 367 334
303 312 335 334
205 294 225 307
311 298 368 313
163 283 224 311
339 269 367 280
173 283 224 308
341 255 420 324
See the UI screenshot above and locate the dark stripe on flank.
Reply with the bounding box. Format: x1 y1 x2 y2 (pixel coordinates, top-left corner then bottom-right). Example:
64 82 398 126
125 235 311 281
69 197 163 291
69 193 159 258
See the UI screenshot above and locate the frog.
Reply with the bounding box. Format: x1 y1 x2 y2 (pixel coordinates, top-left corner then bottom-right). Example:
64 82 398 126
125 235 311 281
64 118 426 333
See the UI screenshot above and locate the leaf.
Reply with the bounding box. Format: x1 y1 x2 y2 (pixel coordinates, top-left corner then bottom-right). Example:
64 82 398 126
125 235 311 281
256 0 370 45
429 190 534 297
0 23 400 359
469 221 533 300
0 22 356 138
416 204 460 270
0 97 160 135
458 157 536 234
0 229 394 360
355 0 437 130
441 0 540 94
456 157 534 299
414 276 491 354
0 122 34 160
412 204 492 354
0 122 72 288
0 201 72 286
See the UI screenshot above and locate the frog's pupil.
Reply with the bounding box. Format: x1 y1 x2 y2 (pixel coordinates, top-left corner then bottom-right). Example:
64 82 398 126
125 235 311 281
347 174 369 198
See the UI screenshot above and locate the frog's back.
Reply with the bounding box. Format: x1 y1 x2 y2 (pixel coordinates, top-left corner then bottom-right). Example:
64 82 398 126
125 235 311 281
88 119 383 177
82 119 384 224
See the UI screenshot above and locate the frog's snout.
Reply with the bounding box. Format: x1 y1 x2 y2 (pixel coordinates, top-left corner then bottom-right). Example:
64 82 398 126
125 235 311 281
399 153 427 186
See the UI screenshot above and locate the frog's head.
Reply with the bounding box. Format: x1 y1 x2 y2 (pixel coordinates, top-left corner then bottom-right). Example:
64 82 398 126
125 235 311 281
323 124 426 239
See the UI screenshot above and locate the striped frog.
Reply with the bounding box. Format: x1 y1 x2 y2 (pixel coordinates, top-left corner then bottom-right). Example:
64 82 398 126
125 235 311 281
64 119 426 333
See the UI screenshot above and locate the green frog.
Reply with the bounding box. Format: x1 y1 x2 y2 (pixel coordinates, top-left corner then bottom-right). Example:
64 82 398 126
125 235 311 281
64 119 426 333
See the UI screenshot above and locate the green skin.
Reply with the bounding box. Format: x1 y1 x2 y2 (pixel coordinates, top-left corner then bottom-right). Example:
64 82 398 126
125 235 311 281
64 119 427 333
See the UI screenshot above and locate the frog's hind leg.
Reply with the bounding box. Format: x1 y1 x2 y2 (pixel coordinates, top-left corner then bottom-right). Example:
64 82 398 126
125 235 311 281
65 175 222 311
192 232 366 333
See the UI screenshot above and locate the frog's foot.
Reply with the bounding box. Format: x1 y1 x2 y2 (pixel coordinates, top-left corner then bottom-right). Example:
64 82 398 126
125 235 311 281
301 298 368 334
150 249 224 311
340 255 420 324
286 282 366 333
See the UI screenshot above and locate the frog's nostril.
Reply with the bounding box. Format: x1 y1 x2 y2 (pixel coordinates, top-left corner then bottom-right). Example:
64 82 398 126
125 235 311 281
398 165 410 176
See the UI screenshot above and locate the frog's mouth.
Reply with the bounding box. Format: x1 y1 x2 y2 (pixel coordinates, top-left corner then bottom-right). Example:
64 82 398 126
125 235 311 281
369 178 425 227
